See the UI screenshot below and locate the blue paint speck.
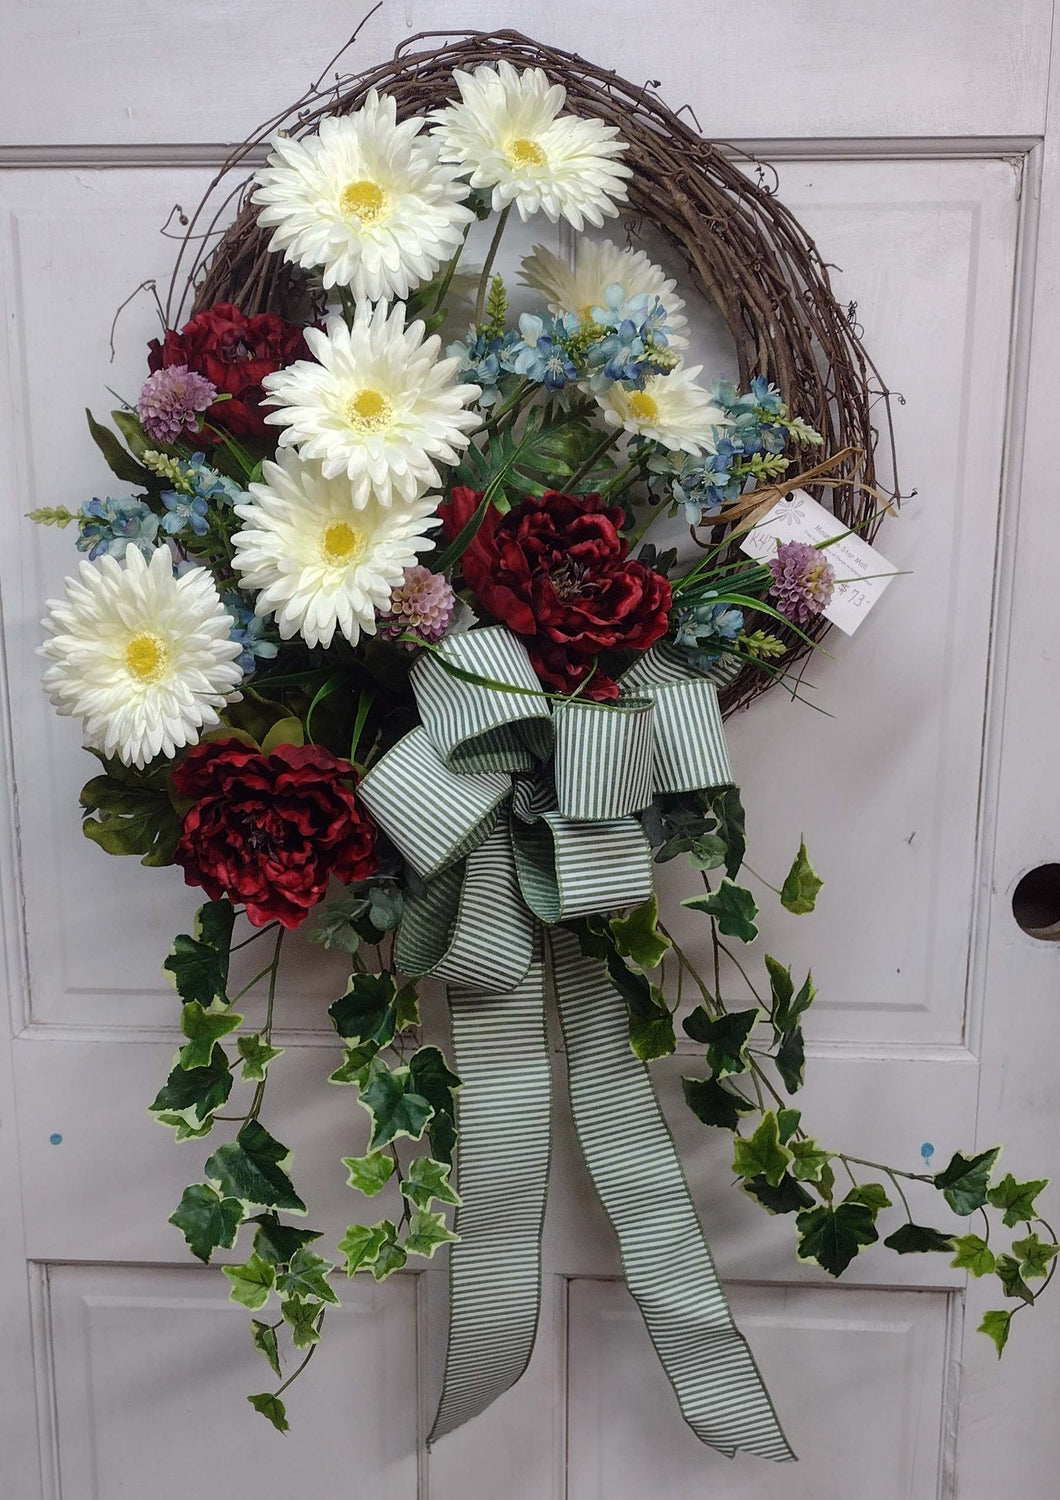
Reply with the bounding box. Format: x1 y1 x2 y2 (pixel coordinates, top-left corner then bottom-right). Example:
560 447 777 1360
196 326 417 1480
49 1133 63 1145
920 1142 934 1163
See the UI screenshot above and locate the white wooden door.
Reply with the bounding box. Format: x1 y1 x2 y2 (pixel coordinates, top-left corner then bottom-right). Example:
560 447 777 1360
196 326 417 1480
3 4 1060 1497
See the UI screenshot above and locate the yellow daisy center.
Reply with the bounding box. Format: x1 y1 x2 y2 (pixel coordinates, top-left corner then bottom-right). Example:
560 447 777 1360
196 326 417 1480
321 521 364 566
124 631 170 684
345 388 393 434
627 391 659 423
506 137 548 169
340 179 389 224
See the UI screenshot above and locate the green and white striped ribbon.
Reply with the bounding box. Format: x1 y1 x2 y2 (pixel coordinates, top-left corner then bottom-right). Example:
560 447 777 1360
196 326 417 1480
430 935 552 1442
359 626 788 1460
550 927 795 1462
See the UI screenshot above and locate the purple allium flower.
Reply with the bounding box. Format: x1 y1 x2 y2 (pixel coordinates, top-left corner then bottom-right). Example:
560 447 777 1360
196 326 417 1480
377 566 456 649
767 540 836 624
137 364 217 445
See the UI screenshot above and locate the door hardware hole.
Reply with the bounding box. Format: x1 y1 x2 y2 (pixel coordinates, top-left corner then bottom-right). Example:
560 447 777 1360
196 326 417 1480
1012 864 1060 940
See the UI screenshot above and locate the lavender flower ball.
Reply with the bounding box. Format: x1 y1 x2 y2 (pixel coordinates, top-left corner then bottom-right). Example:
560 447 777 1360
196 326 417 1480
137 365 217 445
377 566 456 649
767 540 836 624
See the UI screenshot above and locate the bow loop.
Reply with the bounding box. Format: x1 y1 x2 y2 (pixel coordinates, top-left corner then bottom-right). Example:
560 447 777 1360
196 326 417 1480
552 695 655 819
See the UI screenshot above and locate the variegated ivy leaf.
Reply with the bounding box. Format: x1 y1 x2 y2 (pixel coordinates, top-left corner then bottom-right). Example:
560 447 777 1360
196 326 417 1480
338 1221 390 1276
609 895 671 971
682 1076 755 1131
249 1213 322 1266
795 1200 878 1277
248 1392 289 1432
987 1173 1049 1228
979 1309 1013 1358
950 1234 995 1277
282 1295 324 1349
251 1319 281 1377
205 1120 306 1214
359 1057 434 1149
682 1006 758 1077
169 1183 243 1264
780 839 823 914
789 1138 833 1183
343 1152 395 1197
934 1147 1001 1216
222 1252 275 1310
237 1034 283 1082
150 1049 232 1131
883 1223 955 1255
682 879 759 943
1011 1231 1060 1280
178 1001 242 1071
732 1113 792 1187
405 1209 459 1259
401 1156 461 1210
163 900 235 1006
275 1248 339 1306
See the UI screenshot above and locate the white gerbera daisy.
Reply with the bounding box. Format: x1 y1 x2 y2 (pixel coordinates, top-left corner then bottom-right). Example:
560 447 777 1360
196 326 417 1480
431 61 631 229
598 364 730 455
521 239 688 345
252 92 474 303
40 545 243 770
232 449 439 650
263 303 480 507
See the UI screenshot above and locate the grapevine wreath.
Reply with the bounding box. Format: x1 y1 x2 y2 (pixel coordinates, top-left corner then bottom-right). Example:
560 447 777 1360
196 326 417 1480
33 26 1057 1456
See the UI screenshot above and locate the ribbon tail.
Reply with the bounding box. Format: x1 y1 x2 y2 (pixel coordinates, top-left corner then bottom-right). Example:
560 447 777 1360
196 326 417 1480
429 935 552 1442
548 927 796 1463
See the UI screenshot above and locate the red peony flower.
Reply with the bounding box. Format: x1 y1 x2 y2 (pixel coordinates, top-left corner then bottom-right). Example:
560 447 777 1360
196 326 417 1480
148 303 309 444
172 738 378 928
440 488 672 699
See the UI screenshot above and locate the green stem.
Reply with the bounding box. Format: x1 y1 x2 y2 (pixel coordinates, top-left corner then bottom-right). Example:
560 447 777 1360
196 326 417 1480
567 428 618 491
230 922 280 954
627 499 666 551
471 378 534 437
838 1154 932 1184
887 1169 914 1221
600 452 648 503
473 205 512 327
231 961 279 1005
245 928 285 1124
432 221 472 315
274 1316 324 1396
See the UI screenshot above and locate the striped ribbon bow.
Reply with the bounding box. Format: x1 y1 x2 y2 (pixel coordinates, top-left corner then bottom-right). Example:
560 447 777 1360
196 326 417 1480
358 625 793 1462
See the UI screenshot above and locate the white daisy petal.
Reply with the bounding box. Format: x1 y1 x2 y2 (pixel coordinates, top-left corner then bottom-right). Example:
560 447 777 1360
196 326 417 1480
597 364 730 455
232 449 439 651
262 304 480 507
40 546 243 770
521 238 688 347
252 89 475 302
430 64 631 230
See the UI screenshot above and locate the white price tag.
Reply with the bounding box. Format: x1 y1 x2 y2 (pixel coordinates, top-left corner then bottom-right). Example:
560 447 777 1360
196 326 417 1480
738 489 897 636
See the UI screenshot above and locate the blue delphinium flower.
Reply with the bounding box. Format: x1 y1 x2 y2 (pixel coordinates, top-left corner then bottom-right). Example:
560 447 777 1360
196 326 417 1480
182 453 249 507
510 312 579 390
221 593 279 679
161 488 210 537
447 326 522 408
76 496 160 561
672 594 745 671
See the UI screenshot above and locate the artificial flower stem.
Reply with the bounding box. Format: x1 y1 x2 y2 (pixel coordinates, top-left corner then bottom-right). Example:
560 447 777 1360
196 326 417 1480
432 220 473 315
627 499 667 552
471 378 534 437
473 205 512 327
567 429 618 491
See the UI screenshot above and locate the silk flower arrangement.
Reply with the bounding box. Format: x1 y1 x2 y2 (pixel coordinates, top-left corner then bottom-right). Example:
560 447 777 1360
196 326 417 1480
31 31 1058 1455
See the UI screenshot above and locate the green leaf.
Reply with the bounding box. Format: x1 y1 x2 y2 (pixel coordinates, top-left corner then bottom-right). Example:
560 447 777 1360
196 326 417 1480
405 1208 459 1259
194 899 235 968
178 1001 242 1070
86 407 151 484
237 1034 284 1082
260 716 305 755
776 1108 801 1143
780 838 823 914
629 1008 677 1061
979 1309 1013 1358
247 1392 289 1433
328 1044 377 1086
282 1295 324 1349
394 983 420 1032
169 1183 243 1264
359 1057 434 1150
80 768 181 867
687 833 727 871
372 1237 409 1281
251 1320 282 1377
950 1233 995 1276
709 786 746 878
683 879 759 942
329 971 397 1048
249 1214 322 1266
682 1076 755 1131
987 1173 1049 1228
1011 1231 1059 1280
26 505 77 528
883 1223 955 1255
337 1222 389 1276
164 936 230 1009
609 895 671 970
682 1006 757 1077
149 1046 232 1128
206 1121 306 1213
742 1173 815 1215
790 1137 833 1183
110 407 153 460
775 1024 806 1094
275 1248 339 1306
151 1112 214 1142
732 1112 793 1187
934 1147 1001 1216
796 1201 879 1276
401 1156 461 1210
845 1182 892 1213
995 1253 1035 1304
765 955 816 1033
409 1046 461 1165
222 1252 275 1310
343 1151 395 1197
